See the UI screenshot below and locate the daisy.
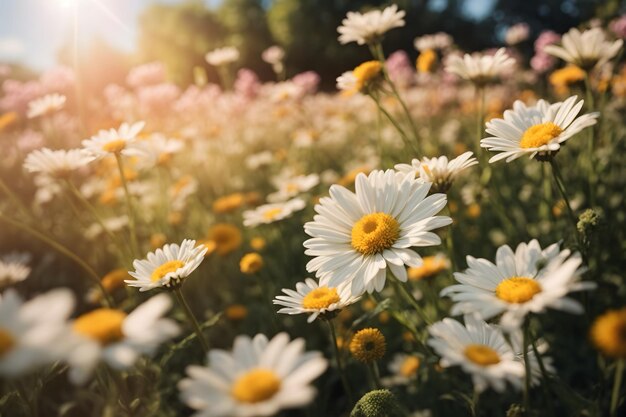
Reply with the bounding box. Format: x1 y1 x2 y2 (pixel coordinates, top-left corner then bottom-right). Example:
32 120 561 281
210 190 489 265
267 173 319 203
303 170 451 295
441 239 595 329
178 332 328 417
383 353 421 386
480 95 599 163
126 239 208 292
68 293 180 384
27 93 66 118
23 148 94 178
0 252 31 288
428 315 525 393
350 328 386 363
338 4 406 45
81 121 145 160
544 27 623 70
273 278 361 323
243 198 306 227
0 288 75 377
444 48 515 85
414 32 452 52
394 151 478 193
206 46 240 66
336 61 384 95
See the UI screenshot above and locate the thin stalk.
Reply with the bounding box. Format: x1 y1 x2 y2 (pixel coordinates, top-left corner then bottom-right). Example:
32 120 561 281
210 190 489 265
0 212 112 306
392 278 431 326
114 153 140 257
583 72 596 207
173 287 209 354
475 85 486 148
366 361 382 390
370 93 415 153
530 332 555 417
523 322 531 416
327 319 354 404
549 159 584 254
0 177 37 222
610 359 624 417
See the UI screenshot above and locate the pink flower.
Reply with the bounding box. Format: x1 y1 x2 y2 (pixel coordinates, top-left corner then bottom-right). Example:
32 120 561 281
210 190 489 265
610 15 626 39
234 68 261 99
292 71 320 94
40 67 75 93
126 62 167 88
385 50 414 87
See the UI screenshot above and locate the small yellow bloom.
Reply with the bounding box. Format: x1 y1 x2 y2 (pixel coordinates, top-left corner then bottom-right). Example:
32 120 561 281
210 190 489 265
549 65 585 95
250 237 266 251
150 233 167 249
338 166 371 187
417 49 437 73
590 308 626 359
168 211 183 225
0 112 18 132
225 304 248 321
240 252 264 274
353 61 383 93
407 255 449 281
206 223 242 256
213 193 245 214
467 203 481 219
350 328 386 363
101 269 130 293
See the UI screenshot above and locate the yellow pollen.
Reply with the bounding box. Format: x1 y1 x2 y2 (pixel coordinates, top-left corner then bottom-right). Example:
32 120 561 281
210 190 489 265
231 368 281 403
519 122 563 149
150 260 185 282
263 207 283 221
495 276 542 304
464 344 501 366
399 356 421 377
73 309 127 345
351 212 400 255
302 287 341 310
102 139 127 153
0 328 15 357
349 328 386 363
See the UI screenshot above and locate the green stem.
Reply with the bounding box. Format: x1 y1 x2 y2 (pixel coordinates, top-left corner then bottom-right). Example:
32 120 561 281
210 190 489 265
114 153 140 257
366 361 382 390
173 287 209 354
530 331 555 417
583 72 596 207
0 177 37 222
0 212 112 306
549 159 584 254
523 322 531 416
392 278 431 326
611 359 624 417
327 319 354 405
370 93 415 153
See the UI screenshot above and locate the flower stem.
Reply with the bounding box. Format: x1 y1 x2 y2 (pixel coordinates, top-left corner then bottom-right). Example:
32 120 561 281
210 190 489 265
549 159 584 254
610 359 624 417
114 153 140 257
366 361 382 390
173 287 209 354
583 72 596 207
326 319 354 405
523 321 532 416
370 93 416 153
392 278 431 326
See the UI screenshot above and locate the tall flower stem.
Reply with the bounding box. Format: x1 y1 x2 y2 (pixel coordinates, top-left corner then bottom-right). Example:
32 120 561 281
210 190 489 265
583 72 597 207
366 362 382 390
370 93 416 154
523 321 532 416
114 153 140 257
549 159 584 254
530 329 555 417
392 278 431 326
326 319 354 404
610 359 624 417
0 177 37 222
0 212 112 306
173 287 209 354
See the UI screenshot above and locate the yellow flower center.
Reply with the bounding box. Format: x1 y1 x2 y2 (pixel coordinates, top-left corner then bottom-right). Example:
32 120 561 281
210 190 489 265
73 309 127 345
263 207 283 221
231 368 281 403
302 287 341 310
464 344 501 366
351 212 400 255
286 183 299 193
417 49 437 73
349 328 386 363
399 356 421 377
519 122 563 149
353 61 383 91
590 308 626 359
495 276 542 304
150 260 185 282
240 253 264 274
0 328 15 357
102 139 127 153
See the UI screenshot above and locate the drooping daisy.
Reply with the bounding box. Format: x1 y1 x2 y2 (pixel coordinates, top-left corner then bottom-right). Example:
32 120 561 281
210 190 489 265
428 315 525 393
81 121 145 160
178 332 328 417
27 93 66 118
67 293 180 384
338 4 406 46
243 198 306 227
0 289 74 377
23 148 94 179
336 61 384 95
267 173 319 203
205 46 240 66
480 95 599 163
544 27 623 70
394 151 478 193
444 48 515 86
0 253 31 288
441 239 595 329
126 239 208 292
304 170 451 295
273 278 361 323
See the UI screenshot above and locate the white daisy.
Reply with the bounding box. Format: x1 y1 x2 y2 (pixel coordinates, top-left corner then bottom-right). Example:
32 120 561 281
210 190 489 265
480 95 599 163
81 121 145 160
383 353 422 386
126 239 208 292
303 170 452 295
23 148 94 178
267 173 319 203
441 239 595 330
27 93 66 118
262 46 285 66
444 48 515 85
428 315 525 393
337 4 406 45
0 288 75 377
206 46 240 66
178 332 328 417
243 198 306 227
414 32 453 52
336 71 358 93
67 293 180 384
544 27 623 70
0 253 31 288
273 278 361 323
394 151 478 193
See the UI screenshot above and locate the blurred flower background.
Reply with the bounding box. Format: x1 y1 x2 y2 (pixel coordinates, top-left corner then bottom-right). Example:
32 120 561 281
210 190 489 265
1 0 625 416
